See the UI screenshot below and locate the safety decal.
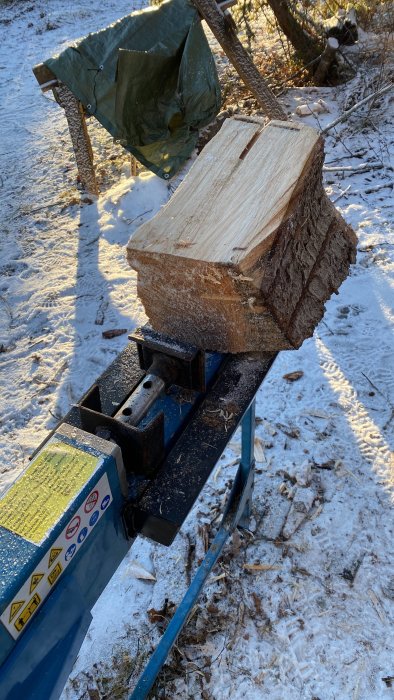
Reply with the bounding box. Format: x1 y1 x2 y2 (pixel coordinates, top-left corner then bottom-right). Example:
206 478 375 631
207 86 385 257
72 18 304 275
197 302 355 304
9 601 24 624
84 490 98 513
48 547 62 568
29 573 44 594
14 594 41 632
66 516 81 540
47 562 62 586
0 439 100 544
0 472 112 640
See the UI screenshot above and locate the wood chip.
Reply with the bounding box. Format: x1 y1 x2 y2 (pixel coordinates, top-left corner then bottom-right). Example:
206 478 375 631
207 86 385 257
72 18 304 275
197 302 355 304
283 370 304 382
368 589 387 624
254 436 266 463
127 560 156 582
102 328 128 339
243 563 281 572
209 572 227 583
303 409 332 419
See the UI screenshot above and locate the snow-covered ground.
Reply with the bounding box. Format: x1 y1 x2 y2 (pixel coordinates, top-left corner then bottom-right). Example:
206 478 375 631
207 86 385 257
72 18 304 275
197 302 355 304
0 2 393 699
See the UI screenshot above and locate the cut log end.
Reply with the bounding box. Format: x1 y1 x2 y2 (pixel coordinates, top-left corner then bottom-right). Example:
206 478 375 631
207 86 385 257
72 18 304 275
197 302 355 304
127 118 356 354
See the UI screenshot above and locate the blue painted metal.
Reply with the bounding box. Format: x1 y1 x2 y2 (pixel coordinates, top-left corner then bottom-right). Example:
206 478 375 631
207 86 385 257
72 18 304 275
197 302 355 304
0 430 131 700
238 400 255 528
0 349 224 700
130 400 256 700
138 351 223 445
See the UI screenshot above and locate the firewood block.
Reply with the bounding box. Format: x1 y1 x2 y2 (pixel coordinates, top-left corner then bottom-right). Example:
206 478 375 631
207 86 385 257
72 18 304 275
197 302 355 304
127 118 357 353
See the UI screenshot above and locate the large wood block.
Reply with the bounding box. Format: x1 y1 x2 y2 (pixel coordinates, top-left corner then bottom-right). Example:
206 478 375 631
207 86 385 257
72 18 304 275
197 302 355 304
127 118 357 353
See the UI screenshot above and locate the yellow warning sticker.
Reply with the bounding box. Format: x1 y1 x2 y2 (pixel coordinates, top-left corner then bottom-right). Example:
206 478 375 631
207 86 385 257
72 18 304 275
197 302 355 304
9 601 24 623
0 472 112 641
48 562 62 586
14 593 41 632
29 573 44 594
0 440 98 544
48 547 62 568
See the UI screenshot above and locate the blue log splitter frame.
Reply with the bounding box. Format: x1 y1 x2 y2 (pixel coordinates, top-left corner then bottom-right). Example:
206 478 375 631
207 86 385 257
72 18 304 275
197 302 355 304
130 400 256 699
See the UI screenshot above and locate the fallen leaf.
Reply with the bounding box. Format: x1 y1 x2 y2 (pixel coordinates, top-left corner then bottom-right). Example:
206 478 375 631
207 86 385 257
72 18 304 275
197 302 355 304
87 690 100 700
148 600 175 625
283 370 304 382
147 607 166 624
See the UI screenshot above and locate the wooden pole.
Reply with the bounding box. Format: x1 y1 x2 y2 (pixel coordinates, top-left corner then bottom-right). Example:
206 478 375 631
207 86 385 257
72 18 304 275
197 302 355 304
193 0 288 121
54 83 99 196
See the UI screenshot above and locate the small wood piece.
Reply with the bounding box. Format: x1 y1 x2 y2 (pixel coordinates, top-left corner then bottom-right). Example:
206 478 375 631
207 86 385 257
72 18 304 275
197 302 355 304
54 83 98 196
131 156 138 177
32 63 58 92
313 37 339 86
127 118 356 353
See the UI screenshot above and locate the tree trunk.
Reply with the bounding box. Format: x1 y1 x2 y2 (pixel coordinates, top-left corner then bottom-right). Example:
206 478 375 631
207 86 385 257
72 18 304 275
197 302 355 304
267 0 323 65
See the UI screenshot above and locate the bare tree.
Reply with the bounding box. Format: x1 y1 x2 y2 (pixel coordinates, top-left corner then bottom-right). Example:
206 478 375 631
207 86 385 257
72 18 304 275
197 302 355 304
193 0 288 120
266 0 323 65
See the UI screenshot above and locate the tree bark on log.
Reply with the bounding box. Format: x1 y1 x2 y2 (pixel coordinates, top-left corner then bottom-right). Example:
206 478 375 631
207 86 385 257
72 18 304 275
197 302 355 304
127 118 356 353
54 83 98 196
193 0 288 121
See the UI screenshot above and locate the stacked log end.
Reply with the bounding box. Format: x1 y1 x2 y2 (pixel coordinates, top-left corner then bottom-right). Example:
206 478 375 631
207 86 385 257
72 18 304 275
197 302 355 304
127 118 357 353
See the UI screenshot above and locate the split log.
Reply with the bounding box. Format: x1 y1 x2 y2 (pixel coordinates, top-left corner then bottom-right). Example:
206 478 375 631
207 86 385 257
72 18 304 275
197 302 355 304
127 117 356 353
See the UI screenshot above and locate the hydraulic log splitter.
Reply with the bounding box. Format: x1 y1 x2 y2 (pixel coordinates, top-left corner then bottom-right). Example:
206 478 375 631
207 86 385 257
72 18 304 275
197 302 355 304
0 325 276 699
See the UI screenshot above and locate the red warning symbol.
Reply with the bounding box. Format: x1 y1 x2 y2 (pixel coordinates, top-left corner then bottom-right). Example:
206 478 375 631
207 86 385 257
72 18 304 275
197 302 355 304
84 490 99 513
65 515 81 540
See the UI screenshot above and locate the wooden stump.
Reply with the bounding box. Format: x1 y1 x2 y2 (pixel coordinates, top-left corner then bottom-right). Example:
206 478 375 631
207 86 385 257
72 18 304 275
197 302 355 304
127 117 357 353
314 37 339 86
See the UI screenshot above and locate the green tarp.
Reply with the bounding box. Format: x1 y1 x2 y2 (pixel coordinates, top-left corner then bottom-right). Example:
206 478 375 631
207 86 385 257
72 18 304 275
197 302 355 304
45 0 221 179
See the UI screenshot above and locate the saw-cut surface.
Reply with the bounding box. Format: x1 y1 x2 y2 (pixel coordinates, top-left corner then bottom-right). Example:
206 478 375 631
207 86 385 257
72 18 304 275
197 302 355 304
127 117 357 353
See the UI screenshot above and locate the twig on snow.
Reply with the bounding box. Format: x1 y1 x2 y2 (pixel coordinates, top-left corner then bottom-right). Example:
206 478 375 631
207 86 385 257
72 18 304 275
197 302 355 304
323 162 383 173
321 83 392 135
332 184 351 203
358 182 393 195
